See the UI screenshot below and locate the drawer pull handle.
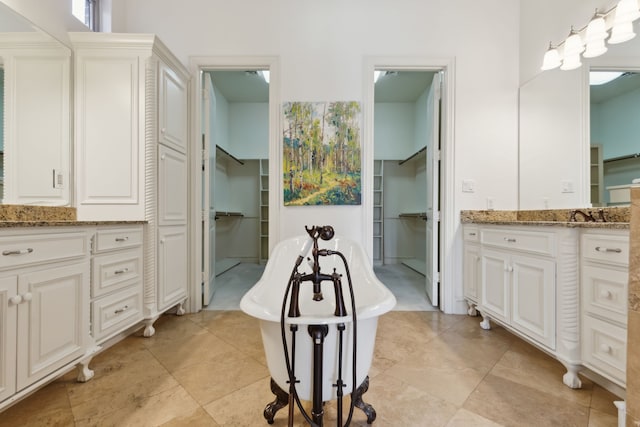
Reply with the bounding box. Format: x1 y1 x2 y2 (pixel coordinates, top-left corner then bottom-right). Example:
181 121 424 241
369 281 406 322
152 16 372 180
2 248 34 256
115 237 129 242
114 305 129 314
599 344 612 354
114 268 129 275
595 246 622 253
599 290 612 299
504 238 516 243
469 232 477 236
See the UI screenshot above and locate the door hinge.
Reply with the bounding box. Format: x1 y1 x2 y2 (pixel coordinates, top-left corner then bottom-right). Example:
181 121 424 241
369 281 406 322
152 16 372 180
433 210 441 222
434 149 441 162
201 271 206 282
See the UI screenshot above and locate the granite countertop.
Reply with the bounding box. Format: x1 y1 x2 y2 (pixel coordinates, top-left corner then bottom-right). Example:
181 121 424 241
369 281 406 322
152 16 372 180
0 205 146 227
461 207 630 230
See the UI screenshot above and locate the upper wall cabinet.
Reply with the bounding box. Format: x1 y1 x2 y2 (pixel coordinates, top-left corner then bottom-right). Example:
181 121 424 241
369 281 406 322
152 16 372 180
0 33 71 206
70 33 189 221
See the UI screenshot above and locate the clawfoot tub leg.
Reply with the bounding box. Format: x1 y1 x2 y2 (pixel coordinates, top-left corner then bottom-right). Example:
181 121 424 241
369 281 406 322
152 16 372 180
353 376 376 424
264 378 289 424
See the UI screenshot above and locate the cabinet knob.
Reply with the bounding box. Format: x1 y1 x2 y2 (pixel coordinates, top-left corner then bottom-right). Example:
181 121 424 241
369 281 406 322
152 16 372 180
503 237 517 243
9 295 22 305
22 292 33 302
161 128 166 134
160 239 165 244
599 290 612 299
599 343 612 354
504 265 513 272
161 154 166 160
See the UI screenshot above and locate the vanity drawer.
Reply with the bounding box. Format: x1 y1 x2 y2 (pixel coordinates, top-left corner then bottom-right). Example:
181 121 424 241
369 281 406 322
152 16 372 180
91 247 143 298
0 232 87 270
92 286 143 342
480 228 555 256
463 226 479 242
582 315 626 385
94 227 143 253
582 265 627 325
582 234 629 267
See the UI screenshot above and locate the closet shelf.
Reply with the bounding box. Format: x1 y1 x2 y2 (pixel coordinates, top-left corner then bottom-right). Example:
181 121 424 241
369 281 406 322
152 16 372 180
399 212 427 220
399 147 426 165
215 211 244 220
216 145 244 165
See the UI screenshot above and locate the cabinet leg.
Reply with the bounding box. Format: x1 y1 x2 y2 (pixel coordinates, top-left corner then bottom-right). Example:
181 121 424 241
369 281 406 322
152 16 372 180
479 313 491 330
561 362 582 389
467 301 478 317
143 315 160 337
175 301 186 316
76 356 95 383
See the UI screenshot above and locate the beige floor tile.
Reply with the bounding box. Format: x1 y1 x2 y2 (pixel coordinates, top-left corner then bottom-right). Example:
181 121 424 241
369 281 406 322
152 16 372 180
74 384 199 427
590 384 623 416
464 374 590 427
172 351 270 405
139 313 209 345
489 338 594 407
146 331 238 373
445 408 505 427
70 371 180 422
159 407 220 427
65 347 171 407
588 408 618 427
200 310 267 364
0 380 73 427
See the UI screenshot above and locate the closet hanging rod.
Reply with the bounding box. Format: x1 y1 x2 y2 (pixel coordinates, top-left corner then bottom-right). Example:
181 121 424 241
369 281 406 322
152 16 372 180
603 153 640 163
214 211 244 220
216 145 245 165
398 147 426 165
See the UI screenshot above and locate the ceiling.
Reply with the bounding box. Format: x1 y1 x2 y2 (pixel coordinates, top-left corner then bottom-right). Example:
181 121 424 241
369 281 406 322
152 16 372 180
591 71 640 104
206 69 437 103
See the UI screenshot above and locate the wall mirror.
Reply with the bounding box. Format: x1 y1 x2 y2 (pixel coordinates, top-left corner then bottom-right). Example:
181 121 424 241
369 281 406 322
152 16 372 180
0 2 71 206
519 30 640 210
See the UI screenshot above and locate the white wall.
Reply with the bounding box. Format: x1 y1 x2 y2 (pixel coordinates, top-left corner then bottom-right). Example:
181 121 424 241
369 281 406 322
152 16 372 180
229 103 268 159
374 103 414 160
112 0 520 246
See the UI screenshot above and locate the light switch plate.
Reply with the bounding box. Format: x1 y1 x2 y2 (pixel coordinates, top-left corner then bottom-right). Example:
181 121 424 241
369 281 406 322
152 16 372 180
462 179 475 193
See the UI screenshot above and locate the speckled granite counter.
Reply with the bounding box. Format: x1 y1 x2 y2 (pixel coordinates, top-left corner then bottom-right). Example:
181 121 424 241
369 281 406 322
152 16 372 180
0 205 146 227
461 207 630 229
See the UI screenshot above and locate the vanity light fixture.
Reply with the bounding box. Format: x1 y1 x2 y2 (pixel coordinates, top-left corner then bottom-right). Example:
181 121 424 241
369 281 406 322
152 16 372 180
541 0 640 71
541 43 562 70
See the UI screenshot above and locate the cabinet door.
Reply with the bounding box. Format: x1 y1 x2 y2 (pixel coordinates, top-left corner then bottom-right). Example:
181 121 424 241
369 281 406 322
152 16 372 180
0 276 18 402
75 54 143 220
157 226 187 311
158 61 188 153
463 243 480 302
481 249 510 322
158 145 188 225
511 255 556 349
16 263 87 390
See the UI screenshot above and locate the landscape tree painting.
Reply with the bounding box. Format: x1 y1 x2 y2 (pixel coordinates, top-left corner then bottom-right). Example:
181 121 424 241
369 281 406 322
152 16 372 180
283 101 361 206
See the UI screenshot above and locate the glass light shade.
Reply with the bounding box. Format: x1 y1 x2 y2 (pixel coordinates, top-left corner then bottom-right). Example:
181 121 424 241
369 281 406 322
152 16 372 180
614 0 640 23
560 53 582 71
609 20 637 43
585 15 608 42
564 31 585 56
541 47 561 70
583 39 608 57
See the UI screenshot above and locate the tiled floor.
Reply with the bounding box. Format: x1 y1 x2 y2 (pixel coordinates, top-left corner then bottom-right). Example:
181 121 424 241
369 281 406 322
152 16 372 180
0 309 622 426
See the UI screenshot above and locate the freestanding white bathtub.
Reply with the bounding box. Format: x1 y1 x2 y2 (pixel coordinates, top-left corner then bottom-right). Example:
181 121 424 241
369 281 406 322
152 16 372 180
240 235 395 423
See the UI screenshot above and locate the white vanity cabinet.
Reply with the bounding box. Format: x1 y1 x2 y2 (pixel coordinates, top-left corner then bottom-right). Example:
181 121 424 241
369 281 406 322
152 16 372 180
478 228 557 349
90 226 144 343
580 230 629 387
70 33 190 336
0 228 93 407
463 224 583 388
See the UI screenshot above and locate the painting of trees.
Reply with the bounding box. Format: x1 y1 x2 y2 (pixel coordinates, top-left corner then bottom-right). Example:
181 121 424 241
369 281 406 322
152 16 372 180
283 101 361 205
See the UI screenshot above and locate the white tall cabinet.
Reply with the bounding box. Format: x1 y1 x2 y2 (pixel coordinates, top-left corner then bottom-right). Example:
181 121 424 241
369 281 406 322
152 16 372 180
70 33 190 337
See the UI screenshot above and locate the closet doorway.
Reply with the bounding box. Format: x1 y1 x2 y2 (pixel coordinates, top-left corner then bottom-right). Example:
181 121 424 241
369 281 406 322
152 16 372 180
201 69 270 308
373 69 442 308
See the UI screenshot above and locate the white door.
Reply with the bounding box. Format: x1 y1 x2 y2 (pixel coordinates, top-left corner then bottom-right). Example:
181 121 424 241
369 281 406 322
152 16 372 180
425 72 441 307
202 73 217 306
